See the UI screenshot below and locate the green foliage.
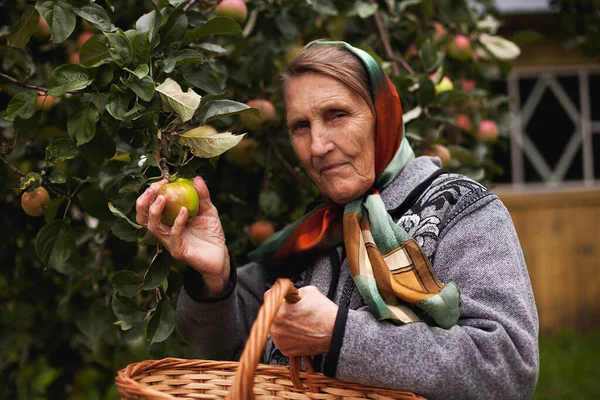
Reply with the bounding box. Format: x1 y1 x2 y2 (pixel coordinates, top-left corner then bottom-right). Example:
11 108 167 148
0 0 521 397
534 330 600 399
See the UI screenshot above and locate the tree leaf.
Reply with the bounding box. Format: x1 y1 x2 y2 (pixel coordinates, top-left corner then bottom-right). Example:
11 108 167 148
18 172 43 192
45 138 78 167
155 78 201 122
146 301 175 345
311 0 339 16
35 219 76 270
417 75 435 107
259 190 283 216
135 8 163 45
8 6 39 48
275 11 299 41
420 41 444 72
48 64 93 96
196 99 257 125
67 101 99 145
126 30 152 66
182 66 222 95
105 91 133 121
181 129 245 158
36 0 76 43
76 302 115 340
105 29 133 67
80 117 117 165
148 339 168 359
159 8 188 45
108 202 143 229
111 270 142 297
185 17 241 42
478 34 521 61
124 64 149 79
44 198 64 224
73 3 111 32
162 49 204 73
111 219 141 242
49 171 66 184
80 35 111 67
403 106 422 123
142 258 171 290
123 75 155 102
347 1 378 18
111 294 147 325
196 43 227 54
4 91 38 121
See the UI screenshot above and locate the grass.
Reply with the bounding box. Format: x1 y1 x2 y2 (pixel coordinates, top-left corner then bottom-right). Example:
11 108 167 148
534 330 600 400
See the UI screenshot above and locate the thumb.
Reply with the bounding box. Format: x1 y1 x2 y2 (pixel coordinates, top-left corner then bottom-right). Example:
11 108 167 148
192 176 217 216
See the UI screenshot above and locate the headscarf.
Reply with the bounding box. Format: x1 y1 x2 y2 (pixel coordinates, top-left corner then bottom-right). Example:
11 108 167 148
249 41 459 328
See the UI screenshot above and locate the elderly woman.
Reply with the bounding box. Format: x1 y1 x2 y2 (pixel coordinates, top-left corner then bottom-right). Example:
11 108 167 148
135 41 539 399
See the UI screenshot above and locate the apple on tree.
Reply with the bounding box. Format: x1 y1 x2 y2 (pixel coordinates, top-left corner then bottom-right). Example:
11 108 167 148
155 178 199 226
434 76 453 95
226 138 259 167
36 90 60 111
456 114 474 134
477 120 499 143
21 186 50 217
423 144 451 167
249 220 275 246
214 0 248 24
240 99 277 131
448 34 473 61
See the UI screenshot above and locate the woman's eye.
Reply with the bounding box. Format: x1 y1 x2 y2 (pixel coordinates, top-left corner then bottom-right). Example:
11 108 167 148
333 112 347 119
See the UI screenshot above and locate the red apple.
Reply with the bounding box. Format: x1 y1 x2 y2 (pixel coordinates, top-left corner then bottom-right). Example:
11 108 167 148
21 186 50 216
456 114 473 134
35 15 51 39
448 34 473 61
36 91 60 111
460 77 476 92
77 32 94 47
214 0 248 24
226 137 259 167
431 22 446 42
249 220 275 246
240 99 277 131
69 51 80 64
477 120 499 143
423 144 451 167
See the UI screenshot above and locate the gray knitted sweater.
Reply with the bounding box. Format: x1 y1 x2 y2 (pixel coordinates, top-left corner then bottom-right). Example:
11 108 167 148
176 156 539 399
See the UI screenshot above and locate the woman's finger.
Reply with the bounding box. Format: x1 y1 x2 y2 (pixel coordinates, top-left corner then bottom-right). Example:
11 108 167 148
192 176 218 217
149 178 169 192
147 195 171 239
171 207 188 239
135 188 154 225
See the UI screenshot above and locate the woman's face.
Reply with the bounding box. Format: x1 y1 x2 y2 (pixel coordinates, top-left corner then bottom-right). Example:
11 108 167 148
285 72 376 204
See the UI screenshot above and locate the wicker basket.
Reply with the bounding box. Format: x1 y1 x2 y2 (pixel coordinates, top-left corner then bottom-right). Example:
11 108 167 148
115 278 426 399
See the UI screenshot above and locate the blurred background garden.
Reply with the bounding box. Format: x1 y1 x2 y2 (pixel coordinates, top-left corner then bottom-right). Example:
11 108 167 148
0 0 598 398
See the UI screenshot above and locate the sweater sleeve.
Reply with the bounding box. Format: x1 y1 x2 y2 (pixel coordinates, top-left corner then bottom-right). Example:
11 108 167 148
331 197 539 400
176 262 267 361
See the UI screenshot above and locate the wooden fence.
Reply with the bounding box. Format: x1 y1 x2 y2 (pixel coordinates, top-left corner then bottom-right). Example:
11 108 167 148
495 187 600 332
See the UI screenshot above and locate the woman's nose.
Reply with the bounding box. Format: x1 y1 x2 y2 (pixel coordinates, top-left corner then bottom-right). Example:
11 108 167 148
310 125 334 157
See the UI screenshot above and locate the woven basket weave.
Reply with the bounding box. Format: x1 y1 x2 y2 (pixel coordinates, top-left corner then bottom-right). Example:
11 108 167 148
115 278 426 399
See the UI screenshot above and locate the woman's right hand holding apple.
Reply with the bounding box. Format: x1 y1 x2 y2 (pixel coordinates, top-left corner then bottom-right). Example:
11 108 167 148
135 176 230 296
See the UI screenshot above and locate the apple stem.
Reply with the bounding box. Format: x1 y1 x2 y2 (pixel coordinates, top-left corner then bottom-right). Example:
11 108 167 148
0 72 49 93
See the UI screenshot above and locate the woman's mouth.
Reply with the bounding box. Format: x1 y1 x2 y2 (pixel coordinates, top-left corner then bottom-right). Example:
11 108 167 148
321 163 347 173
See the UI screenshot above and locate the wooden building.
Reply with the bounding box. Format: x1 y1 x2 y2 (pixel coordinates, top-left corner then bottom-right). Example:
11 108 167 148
492 0 600 332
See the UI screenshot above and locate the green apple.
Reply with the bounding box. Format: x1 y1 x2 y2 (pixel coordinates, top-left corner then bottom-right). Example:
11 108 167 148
155 178 199 226
226 138 259 167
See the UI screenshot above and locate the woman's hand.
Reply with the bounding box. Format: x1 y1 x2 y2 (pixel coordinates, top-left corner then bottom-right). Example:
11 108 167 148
269 286 338 356
135 176 230 295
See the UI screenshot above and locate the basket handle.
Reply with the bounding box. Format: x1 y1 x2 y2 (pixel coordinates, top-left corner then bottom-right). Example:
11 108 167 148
227 278 314 400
